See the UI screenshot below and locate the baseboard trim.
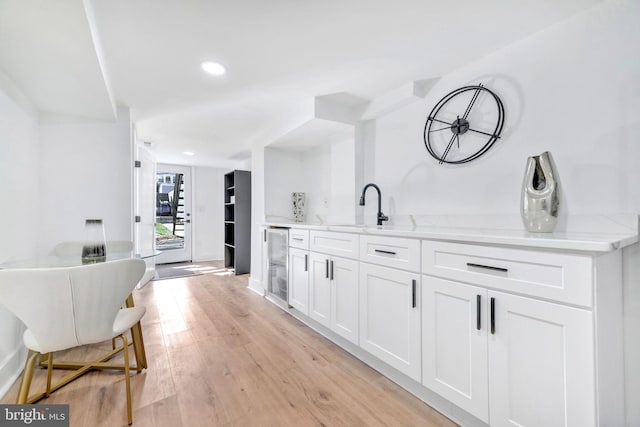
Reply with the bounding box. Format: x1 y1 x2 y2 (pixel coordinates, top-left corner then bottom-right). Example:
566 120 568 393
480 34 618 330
248 277 265 296
0 344 27 400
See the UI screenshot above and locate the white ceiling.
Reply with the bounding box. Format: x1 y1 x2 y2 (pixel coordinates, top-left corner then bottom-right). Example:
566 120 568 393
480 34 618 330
0 0 601 167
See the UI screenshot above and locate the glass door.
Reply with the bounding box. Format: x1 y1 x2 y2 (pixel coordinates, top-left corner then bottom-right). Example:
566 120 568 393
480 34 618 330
155 164 192 264
267 227 289 304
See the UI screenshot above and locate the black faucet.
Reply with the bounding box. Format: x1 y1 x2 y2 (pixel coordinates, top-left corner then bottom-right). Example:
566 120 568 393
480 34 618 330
359 183 389 226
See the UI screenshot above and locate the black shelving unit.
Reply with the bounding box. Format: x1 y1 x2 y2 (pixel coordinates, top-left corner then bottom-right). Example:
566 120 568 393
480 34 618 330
224 170 251 274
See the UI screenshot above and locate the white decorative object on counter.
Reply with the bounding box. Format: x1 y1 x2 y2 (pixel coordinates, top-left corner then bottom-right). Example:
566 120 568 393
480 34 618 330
292 192 306 222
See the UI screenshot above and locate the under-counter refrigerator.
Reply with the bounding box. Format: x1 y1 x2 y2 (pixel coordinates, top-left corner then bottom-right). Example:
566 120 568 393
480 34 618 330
266 227 289 307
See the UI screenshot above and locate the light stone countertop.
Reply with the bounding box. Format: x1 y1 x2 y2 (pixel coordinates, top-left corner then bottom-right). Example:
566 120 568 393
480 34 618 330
264 216 639 253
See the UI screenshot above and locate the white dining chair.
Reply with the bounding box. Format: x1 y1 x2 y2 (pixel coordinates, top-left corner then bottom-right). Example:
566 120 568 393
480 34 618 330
0 258 146 425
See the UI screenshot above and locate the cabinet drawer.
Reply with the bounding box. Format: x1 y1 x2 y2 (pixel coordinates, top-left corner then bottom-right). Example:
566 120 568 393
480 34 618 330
289 229 309 249
309 231 359 259
360 235 420 272
422 240 593 307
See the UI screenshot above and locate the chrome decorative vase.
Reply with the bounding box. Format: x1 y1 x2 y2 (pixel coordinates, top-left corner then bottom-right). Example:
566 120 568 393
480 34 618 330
82 219 107 263
292 192 306 223
520 151 561 233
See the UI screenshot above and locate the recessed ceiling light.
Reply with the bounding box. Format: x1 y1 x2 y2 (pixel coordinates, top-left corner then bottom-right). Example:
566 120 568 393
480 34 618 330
201 61 225 76
183 151 195 156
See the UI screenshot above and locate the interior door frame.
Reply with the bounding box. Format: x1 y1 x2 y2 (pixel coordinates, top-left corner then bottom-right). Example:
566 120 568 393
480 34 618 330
155 163 193 264
133 143 157 286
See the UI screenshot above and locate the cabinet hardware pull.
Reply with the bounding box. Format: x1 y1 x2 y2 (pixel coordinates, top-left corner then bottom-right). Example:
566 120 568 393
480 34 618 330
374 249 397 255
325 259 329 279
412 280 417 308
330 260 334 281
490 297 496 335
477 295 481 330
292 237 304 241
467 262 508 273
304 254 308 272
263 229 267 242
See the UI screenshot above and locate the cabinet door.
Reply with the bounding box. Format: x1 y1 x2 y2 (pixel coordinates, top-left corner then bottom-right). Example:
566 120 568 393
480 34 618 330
289 248 309 315
359 263 421 381
330 257 359 344
422 276 489 423
309 252 331 328
488 291 595 427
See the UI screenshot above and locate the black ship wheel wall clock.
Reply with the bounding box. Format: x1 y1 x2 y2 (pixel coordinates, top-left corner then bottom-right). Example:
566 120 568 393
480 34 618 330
423 84 505 164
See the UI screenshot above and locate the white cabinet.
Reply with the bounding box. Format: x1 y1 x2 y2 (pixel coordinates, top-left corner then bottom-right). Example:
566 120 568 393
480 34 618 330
288 247 309 315
309 252 331 327
360 263 421 381
422 239 601 427
331 257 359 344
422 276 489 422
422 240 593 307
289 229 309 249
360 234 421 272
271 226 628 427
488 290 594 427
308 252 359 344
309 230 359 259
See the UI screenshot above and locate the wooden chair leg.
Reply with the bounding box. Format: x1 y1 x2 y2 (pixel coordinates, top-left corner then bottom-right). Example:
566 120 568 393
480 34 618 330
118 334 133 425
45 352 53 397
17 350 39 404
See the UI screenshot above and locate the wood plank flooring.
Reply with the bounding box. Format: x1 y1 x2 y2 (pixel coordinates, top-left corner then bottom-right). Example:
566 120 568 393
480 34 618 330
1 262 458 427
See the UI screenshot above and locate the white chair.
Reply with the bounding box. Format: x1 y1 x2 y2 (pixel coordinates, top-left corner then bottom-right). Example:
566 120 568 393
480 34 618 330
0 258 146 425
51 240 147 363
51 240 134 257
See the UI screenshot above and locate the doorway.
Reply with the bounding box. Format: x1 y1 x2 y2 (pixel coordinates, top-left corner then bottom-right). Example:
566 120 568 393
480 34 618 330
155 164 192 264
134 143 157 285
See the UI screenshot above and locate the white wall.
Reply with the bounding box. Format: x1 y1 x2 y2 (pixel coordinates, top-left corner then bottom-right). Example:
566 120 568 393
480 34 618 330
38 109 133 253
0 75 40 398
328 139 356 224
300 145 329 221
265 140 357 225
264 147 306 222
366 0 640 225
301 139 357 224
249 145 265 293
192 166 225 261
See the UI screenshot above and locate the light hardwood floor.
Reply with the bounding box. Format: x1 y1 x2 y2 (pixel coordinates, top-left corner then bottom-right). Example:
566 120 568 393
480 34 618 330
1 262 458 427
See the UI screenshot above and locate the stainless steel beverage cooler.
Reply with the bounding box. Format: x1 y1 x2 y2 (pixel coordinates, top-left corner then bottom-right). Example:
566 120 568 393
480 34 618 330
266 227 289 307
